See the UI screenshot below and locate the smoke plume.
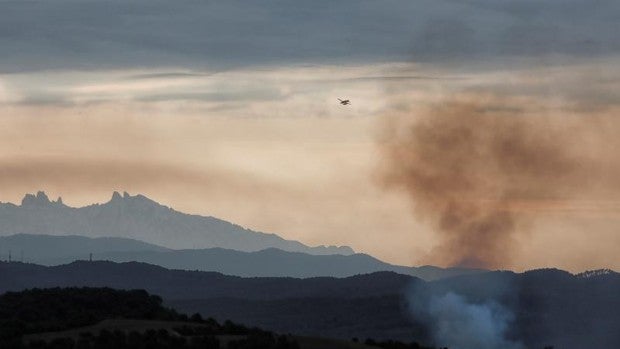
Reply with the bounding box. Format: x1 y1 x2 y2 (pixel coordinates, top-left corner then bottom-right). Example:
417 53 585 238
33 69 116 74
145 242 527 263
379 93 620 268
414 292 523 349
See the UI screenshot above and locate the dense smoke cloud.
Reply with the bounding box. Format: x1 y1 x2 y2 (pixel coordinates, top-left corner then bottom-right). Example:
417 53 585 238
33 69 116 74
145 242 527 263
379 94 620 268
417 292 522 349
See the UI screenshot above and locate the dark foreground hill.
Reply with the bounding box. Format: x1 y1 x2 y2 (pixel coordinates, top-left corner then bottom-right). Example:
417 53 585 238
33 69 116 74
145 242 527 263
0 287 178 336
0 261 618 349
1 234 482 281
0 191 353 255
0 287 319 349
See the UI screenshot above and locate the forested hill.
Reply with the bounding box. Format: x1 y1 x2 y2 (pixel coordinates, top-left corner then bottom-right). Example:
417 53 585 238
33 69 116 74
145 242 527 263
0 260 416 300
0 287 307 349
1 261 618 349
0 287 178 336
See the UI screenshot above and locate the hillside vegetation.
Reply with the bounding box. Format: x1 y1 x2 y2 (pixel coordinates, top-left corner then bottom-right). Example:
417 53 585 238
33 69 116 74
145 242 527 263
0 287 436 349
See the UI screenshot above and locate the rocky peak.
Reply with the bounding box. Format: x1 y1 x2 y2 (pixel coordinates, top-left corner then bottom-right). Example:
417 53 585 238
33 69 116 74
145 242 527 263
107 191 164 210
20 191 67 208
21 191 51 207
111 191 123 202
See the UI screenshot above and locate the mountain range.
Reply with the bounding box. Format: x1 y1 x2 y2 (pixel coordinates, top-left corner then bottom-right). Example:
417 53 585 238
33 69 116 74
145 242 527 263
0 191 353 255
0 234 481 280
0 260 618 349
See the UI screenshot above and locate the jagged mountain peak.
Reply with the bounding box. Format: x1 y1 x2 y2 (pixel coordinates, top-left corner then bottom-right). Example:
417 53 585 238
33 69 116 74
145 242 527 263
20 191 65 208
2 191 354 256
111 191 123 201
21 191 50 206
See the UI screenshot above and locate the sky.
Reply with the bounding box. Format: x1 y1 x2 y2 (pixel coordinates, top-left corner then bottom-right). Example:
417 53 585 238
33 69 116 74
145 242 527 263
1 0 619 272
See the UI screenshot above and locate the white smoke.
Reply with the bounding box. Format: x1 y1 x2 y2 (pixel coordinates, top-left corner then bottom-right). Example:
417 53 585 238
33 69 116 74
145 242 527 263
409 291 524 349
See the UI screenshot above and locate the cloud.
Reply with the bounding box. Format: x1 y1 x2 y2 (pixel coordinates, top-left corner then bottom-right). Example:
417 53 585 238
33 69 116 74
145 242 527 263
0 0 618 73
1 63 439 113
135 89 286 103
125 72 211 80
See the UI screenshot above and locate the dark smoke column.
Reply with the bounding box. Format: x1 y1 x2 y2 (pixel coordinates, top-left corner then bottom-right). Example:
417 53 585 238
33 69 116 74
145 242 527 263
378 96 582 269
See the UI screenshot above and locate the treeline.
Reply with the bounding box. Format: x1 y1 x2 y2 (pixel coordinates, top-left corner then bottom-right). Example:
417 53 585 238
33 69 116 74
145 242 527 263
24 328 299 349
361 338 439 349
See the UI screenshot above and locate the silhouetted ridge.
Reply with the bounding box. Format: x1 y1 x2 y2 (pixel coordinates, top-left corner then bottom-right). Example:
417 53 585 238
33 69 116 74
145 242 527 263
0 234 170 263
0 260 419 301
3 234 482 280
1 192 355 255
0 261 618 348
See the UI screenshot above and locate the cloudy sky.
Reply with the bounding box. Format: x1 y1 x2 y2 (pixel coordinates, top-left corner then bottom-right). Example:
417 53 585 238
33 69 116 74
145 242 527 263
1 0 619 272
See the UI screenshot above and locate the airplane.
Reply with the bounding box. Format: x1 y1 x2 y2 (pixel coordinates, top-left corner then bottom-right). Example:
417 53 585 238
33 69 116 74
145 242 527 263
338 98 351 105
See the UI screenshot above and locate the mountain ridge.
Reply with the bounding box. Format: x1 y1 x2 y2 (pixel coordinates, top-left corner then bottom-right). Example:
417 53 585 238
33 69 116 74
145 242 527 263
0 191 354 256
0 260 618 348
0 234 482 281
0 260 417 301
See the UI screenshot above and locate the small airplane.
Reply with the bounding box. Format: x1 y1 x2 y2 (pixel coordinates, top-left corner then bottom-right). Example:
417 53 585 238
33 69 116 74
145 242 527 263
338 98 351 106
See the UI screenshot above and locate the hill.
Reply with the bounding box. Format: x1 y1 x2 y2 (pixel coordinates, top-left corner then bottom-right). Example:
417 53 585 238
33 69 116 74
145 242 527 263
85 248 481 281
0 191 353 255
0 287 433 349
428 268 620 349
0 234 169 262
0 287 179 336
0 287 308 349
1 234 481 280
0 261 417 301
0 261 618 349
